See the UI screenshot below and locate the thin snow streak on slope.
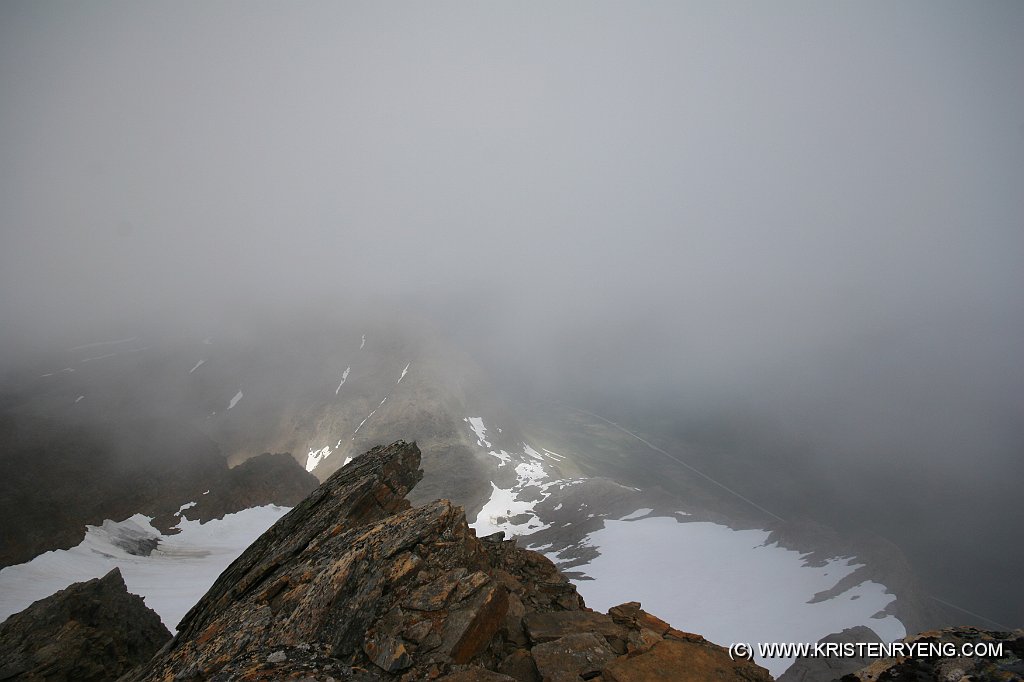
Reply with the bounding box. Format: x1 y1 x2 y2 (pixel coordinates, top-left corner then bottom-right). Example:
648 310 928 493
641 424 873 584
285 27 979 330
335 366 350 395
79 346 150 363
568 516 906 678
227 391 243 409
69 336 139 351
353 404 380 436
39 367 76 377
522 444 544 461
351 363 409 436
359 334 365 349
0 506 291 631
188 359 205 374
81 352 119 362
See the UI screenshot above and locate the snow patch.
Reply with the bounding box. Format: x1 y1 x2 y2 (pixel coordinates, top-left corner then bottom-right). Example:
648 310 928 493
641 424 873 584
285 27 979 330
465 417 491 448
470 460 566 538
522 444 544 461
188 360 205 374
397 363 410 384
74 395 85 404
227 391 243 410
359 334 365 349
0 507 290 631
619 508 654 521
489 450 512 466
306 446 331 472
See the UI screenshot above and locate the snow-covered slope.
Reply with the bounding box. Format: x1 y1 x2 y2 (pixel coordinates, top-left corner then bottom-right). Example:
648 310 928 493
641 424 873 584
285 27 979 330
0 506 290 631
567 516 905 677
459 414 907 678
1 318 938 680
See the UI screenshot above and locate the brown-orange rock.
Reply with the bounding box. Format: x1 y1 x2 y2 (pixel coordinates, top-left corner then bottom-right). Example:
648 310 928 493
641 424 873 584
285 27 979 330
603 639 772 682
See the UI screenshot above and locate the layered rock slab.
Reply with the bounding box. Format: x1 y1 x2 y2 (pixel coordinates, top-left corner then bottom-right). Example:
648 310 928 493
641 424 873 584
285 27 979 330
0 568 170 682
124 440 771 681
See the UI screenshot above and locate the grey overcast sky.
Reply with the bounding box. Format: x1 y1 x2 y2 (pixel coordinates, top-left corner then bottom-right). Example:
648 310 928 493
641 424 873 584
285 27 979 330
2 0 1024 625
2 1 1022 399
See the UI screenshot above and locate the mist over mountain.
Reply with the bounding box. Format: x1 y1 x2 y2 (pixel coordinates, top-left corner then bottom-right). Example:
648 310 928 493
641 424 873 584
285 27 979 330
2 0 1022 636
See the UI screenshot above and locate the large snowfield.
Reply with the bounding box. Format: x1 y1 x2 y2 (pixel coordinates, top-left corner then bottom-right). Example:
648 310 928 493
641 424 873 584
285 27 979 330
556 515 906 677
461 416 906 677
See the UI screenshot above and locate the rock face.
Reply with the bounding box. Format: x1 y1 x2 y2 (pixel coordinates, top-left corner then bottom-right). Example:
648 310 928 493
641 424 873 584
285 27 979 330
124 440 772 681
152 451 320 533
0 567 171 681
778 626 884 682
842 626 1024 682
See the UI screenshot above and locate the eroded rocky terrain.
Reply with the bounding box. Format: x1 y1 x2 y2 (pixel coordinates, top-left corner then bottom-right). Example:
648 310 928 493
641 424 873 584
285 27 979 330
121 440 772 682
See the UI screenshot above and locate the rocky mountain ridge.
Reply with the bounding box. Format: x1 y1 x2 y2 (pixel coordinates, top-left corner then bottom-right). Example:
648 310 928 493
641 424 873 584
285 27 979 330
0 322 954 646
122 440 772 682
2 440 1020 681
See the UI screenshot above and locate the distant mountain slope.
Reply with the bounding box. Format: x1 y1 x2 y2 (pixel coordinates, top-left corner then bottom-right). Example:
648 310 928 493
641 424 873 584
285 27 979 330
0 410 316 569
0 316 959 677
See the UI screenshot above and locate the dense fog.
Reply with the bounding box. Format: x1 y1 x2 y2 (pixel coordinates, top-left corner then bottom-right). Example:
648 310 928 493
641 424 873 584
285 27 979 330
2 2 1022 625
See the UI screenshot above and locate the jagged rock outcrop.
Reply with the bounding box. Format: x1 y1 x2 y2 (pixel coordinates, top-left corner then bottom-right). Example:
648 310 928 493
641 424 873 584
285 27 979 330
123 440 772 681
841 626 1024 681
0 567 171 681
778 626 884 682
